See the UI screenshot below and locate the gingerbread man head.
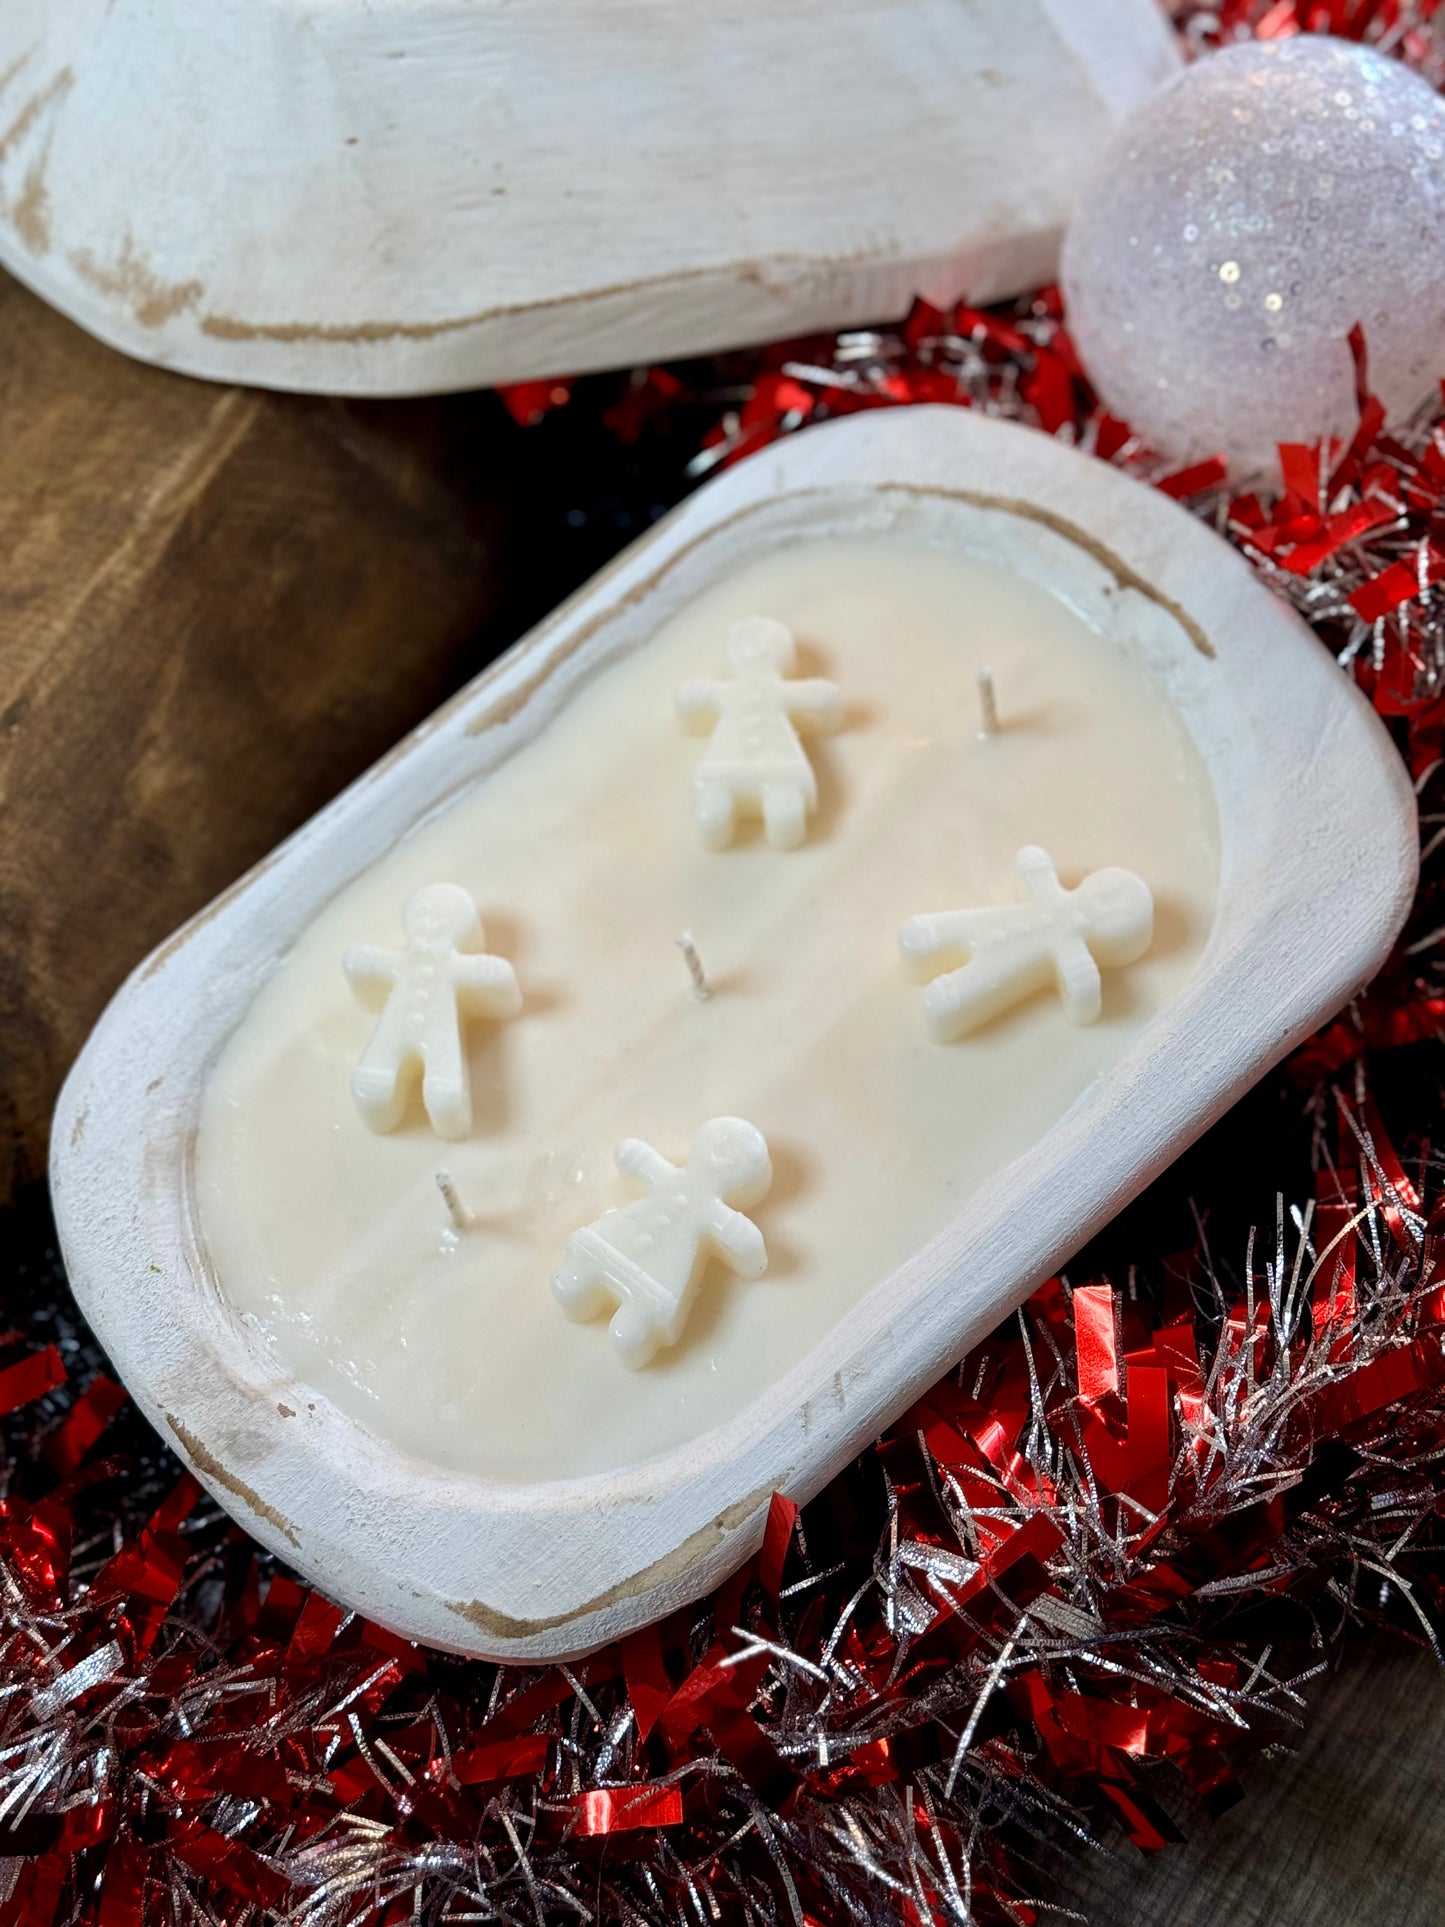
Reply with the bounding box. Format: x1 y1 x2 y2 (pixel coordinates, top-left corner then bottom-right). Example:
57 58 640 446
688 1116 773 1209
1073 867 1154 967
402 881 484 952
723 615 796 676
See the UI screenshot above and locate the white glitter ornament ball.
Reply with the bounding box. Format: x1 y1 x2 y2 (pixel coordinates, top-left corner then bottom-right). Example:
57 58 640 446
1061 36 1445 476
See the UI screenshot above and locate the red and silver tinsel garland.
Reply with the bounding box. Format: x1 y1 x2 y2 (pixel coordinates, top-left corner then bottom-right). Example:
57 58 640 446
10 4 1445 1922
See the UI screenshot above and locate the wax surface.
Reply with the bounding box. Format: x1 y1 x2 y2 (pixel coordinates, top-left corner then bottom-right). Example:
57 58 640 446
196 538 1220 1482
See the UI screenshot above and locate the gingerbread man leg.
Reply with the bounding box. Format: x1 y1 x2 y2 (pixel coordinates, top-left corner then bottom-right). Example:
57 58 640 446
762 780 808 850
551 1240 612 1323
351 1024 414 1133
920 965 1016 1041
610 1297 661 1369
693 778 737 851
421 1036 472 1142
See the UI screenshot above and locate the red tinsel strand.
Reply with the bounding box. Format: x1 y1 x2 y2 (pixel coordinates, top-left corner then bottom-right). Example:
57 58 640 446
1173 0 1445 82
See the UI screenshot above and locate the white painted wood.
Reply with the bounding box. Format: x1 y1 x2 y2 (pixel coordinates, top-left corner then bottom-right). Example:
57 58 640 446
50 409 1417 1660
0 0 1180 396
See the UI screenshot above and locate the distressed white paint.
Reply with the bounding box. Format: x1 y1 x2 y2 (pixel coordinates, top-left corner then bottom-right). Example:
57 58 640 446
50 409 1417 1661
0 0 1180 396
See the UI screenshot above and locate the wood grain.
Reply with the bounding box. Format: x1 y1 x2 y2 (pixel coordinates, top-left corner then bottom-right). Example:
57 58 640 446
0 270 519 1202
1057 1637 1445 1925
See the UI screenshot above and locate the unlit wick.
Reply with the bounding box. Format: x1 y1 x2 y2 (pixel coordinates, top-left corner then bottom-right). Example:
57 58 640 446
976 667 999 738
676 931 713 1001
435 1170 469 1233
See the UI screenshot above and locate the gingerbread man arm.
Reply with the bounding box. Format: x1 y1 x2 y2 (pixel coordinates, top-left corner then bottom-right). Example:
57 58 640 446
1017 844 1068 905
452 952 522 1019
343 944 400 1013
705 1200 768 1279
780 677 843 733
615 1138 678 1190
674 679 726 734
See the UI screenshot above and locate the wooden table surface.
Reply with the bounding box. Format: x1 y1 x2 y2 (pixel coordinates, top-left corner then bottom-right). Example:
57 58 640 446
1055 1636 1445 1925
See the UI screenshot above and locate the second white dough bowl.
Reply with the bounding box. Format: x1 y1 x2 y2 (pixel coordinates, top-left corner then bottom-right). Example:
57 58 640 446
0 0 1180 394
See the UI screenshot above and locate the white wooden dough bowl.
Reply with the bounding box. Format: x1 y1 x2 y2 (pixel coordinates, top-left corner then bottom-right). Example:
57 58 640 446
51 408 1417 1660
0 0 1180 394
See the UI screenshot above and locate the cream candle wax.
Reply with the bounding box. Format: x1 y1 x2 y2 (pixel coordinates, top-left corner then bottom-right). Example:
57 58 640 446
194 533 1219 1484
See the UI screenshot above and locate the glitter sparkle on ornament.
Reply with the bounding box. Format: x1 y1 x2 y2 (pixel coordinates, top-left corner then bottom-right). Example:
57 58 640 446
1061 35 1445 477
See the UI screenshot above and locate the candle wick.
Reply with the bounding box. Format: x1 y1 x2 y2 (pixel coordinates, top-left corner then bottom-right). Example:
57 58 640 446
976 667 1000 738
676 931 713 1001
435 1170 470 1233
